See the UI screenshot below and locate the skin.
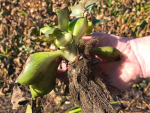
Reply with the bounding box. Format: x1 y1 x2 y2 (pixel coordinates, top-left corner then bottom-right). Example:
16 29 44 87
56 32 150 93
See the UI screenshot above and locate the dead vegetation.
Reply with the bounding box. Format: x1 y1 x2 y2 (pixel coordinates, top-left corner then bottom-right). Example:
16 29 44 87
0 0 150 112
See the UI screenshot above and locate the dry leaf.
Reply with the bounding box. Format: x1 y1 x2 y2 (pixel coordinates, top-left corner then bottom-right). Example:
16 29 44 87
11 85 29 109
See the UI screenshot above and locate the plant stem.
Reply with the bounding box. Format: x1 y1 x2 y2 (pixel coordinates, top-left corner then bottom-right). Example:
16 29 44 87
61 41 78 62
67 108 82 113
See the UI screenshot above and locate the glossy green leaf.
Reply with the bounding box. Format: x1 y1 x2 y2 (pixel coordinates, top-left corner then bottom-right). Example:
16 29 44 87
22 46 33 54
0 53 14 58
70 4 84 16
57 96 66 109
70 0 100 16
56 7 69 31
54 32 73 49
136 84 140 88
65 106 80 112
85 0 100 9
84 21 94 35
25 104 32 113
28 27 39 37
16 51 63 85
33 36 55 43
90 46 123 61
39 26 52 36
66 107 82 113
79 0 85 9
18 10 27 16
68 17 88 43
33 28 63 43
91 15 108 26
106 0 112 7
30 59 61 98
45 27 58 36
110 101 120 104
0 53 7 57
144 4 149 12
0 11 5 17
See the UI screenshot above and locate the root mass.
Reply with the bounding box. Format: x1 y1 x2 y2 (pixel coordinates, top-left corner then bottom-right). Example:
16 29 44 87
67 40 116 113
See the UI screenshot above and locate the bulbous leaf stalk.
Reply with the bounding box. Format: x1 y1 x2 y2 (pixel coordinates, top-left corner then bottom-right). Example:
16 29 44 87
68 17 88 44
16 49 78 86
84 21 94 35
16 51 63 85
56 7 69 31
54 32 73 49
30 58 61 98
62 43 79 62
39 26 52 36
90 46 123 61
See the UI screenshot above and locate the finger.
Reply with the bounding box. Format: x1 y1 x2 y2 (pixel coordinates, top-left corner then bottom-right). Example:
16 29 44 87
56 69 66 82
99 60 142 91
61 60 68 70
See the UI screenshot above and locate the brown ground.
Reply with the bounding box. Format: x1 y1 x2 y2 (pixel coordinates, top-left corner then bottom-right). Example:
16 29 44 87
0 0 150 113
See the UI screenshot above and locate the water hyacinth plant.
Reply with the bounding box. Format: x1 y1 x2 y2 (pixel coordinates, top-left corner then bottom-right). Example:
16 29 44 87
16 0 122 99
16 0 123 112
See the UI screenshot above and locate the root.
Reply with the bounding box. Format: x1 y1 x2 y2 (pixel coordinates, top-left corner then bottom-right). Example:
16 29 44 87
67 39 116 113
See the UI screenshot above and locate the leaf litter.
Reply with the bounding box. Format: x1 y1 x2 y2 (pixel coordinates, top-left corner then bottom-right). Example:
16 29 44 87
0 0 150 112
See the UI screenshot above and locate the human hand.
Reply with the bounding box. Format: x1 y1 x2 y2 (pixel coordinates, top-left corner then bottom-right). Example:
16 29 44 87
83 32 143 92
57 32 149 93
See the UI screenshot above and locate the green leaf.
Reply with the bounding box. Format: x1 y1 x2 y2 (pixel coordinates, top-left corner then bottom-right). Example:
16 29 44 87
28 27 39 37
85 0 99 5
91 15 108 26
18 10 27 16
42 28 63 43
136 84 140 88
26 104 32 113
40 26 52 36
0 53 14 58
79 0 86 8
136 31 139 38
90 46 123 61
16 51 63 85
45 28 60 36
70 4 84 16
65 106 82 113
65 106 80 112
57 96 66 109
106 0 112 7
30 59 61 98
22 46 33 54
67 108 82 113
85 0 100 9
68 17 88 43
34 28 63 43
144 5 149 12
34 36 55 43
54 32 73 49
84 21 94 35
110 101 120 104
56 7 69 31
0 53 7 57
0 11 5 17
